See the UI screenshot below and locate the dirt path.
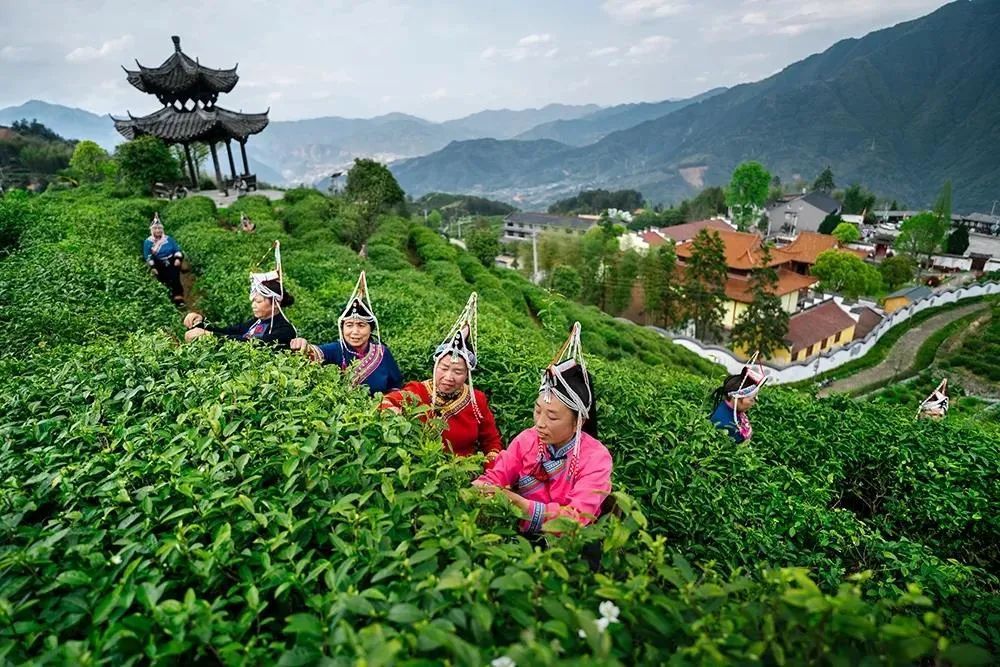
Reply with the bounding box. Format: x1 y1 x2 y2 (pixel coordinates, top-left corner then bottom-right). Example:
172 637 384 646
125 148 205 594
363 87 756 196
818 302 988 396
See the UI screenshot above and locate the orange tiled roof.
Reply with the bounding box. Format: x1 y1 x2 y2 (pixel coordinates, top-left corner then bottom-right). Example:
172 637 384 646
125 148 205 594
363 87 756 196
641 230 667 246
777 231 868 265
659 219 732 244
676 229 787 271
725 269 816 303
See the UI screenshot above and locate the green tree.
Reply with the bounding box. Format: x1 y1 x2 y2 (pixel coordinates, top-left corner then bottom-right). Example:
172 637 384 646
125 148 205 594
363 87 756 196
683 229 728 341
343 158 405 251
818 212 842 235
832 222 861 244
811 250 883 298
686 186 728 221
642 244 680 327
730 246 789 359
608 249 641 315
946 225 969 255
841 184 876 216
69 140 112 184
114 136 181 194
933 180 952 228
465 222 501 268
426 209 443 230
813 166 836 193
896 212 948 276
579 225 620 309
879 255 915 290
726 161 771 231
549 264 582 300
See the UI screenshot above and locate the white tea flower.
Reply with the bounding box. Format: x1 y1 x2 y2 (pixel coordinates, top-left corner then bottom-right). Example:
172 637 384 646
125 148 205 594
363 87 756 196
491 657 516 667
598 601 620 622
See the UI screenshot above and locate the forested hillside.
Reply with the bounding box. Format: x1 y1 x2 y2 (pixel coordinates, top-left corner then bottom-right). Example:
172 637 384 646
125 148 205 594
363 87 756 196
0 187 996 664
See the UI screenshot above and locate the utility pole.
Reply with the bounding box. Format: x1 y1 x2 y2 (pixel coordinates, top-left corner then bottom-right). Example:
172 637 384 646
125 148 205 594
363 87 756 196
532 227 541 284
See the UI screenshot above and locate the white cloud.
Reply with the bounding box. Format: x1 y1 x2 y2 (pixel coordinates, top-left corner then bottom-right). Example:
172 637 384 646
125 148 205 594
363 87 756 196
588 46 619 57
0 46 32 63
425 87 449 100
65 35 133 63
708 0 944 39
627 35 674 57
518 33 552 45
481 35 560 63
602 0 689 23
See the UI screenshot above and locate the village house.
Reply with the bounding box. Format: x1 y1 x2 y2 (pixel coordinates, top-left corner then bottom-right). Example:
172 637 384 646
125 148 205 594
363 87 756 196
619 219 732 254
766 191 842 236
772 299 857 363
674 229 817 328
502 212 596 242
883 285 933 313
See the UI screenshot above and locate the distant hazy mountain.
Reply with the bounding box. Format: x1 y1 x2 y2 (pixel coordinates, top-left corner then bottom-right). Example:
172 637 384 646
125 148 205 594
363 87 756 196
442 103 601 139
0 100 120 149
515 89 726 146
391 138 574 200
393 1 1000 212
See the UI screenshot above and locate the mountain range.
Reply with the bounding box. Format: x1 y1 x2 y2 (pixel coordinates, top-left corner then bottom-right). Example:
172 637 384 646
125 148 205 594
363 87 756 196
3 1 998 211
393 0 1000 212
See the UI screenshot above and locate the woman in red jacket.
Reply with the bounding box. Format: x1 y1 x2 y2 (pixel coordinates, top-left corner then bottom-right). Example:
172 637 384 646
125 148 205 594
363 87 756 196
380 293 502 467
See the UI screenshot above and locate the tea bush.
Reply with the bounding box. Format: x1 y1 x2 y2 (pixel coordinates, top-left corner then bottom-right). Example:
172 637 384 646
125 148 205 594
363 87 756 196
1 189 997 663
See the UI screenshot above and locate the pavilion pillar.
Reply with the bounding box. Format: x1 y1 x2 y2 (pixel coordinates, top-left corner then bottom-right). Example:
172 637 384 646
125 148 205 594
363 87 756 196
224 139 238 181
239 140 250 176
182 143 198 190
209 141 227 195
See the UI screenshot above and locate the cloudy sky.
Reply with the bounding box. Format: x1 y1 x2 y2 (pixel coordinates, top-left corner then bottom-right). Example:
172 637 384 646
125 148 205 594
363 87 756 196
1 0 951 121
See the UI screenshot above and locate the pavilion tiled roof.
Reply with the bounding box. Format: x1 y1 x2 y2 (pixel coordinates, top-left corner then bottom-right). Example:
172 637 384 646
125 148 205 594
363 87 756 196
124 36 238 102
113 106 269 143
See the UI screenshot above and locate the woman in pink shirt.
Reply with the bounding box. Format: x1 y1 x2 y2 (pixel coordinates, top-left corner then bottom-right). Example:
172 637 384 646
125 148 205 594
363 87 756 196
474 323 612 534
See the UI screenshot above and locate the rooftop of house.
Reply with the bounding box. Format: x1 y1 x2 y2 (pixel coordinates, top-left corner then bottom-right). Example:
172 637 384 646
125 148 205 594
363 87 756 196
658 219 732 244
778 231 868 264
886 285 934 301
784 300 857 354
504 212 596 230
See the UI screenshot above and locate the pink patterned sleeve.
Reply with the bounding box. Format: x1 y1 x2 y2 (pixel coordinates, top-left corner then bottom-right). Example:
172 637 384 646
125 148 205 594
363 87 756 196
542 445 612 527
476 429 533 488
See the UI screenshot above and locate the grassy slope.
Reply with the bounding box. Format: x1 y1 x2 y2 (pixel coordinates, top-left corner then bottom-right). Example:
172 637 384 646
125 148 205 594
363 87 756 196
0 188 997 663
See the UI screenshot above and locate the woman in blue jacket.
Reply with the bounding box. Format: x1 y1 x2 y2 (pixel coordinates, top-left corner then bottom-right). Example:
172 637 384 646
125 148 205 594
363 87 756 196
142 213 185 304
709 362 768 444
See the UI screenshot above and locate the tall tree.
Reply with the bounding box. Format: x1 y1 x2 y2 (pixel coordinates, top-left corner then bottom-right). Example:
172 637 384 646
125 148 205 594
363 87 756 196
813 166 836 193
731 246 789 359
465 221 501 268
683 229 728 341
810 250 883 298
832 222 861 244
69 140 112 184
343 158 405 251
841 184 876 216
896 211 948 276
642 244 680 327
550 265 582 300
726 161 771 231
114 136 181 194
933 180 952 228
879 255 915 290
946 225 969 255
579 225 620 309
818 212 842 235
608 249 641 315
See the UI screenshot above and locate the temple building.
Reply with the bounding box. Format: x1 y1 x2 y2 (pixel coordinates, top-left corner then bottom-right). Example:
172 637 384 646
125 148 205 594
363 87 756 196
112 36 268 194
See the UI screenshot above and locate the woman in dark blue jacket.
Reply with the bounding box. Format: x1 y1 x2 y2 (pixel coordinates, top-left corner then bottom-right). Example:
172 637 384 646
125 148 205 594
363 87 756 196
142 213 184 304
